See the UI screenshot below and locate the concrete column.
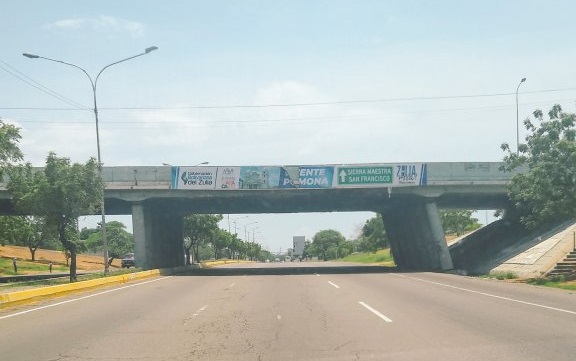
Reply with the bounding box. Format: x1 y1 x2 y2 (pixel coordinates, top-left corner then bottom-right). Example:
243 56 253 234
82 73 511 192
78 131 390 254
425 202 454 270
382 200 453 271
131 202 185 270
131 202 150 269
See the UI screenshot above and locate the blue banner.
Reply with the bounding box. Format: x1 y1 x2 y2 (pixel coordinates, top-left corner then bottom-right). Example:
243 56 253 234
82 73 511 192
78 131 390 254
280 166 334 188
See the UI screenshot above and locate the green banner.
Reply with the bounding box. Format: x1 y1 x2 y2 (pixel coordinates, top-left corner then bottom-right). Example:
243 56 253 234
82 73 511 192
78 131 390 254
337 166 393 185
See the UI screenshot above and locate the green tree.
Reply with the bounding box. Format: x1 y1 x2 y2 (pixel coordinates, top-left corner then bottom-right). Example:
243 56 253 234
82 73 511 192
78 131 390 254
358 214 388 252
439 210 482 236
84 221 134 265
8 153 102 282
227 233 244 259
18 216 50 261
0 119 23 177
501 105 576 229
245 241 263 261
79 226 99 241
0 216 19 246
183 214 223 263
311 229 346 261
211 228 232 259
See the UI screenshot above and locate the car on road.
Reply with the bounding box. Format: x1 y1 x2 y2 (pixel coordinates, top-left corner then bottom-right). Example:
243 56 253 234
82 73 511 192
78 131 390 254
121 253 135 268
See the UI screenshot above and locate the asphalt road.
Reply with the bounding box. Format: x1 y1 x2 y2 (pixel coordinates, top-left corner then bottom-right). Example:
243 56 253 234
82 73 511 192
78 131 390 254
1 262 575 361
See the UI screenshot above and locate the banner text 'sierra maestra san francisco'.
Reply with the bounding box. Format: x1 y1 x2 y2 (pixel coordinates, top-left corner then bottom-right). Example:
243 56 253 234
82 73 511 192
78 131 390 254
171 164 427 190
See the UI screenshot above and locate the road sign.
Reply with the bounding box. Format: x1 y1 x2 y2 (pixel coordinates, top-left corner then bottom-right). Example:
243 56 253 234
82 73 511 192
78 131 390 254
337 166 393 186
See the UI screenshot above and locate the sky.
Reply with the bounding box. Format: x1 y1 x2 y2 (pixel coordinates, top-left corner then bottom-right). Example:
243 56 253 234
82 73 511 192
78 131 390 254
2 1 576 253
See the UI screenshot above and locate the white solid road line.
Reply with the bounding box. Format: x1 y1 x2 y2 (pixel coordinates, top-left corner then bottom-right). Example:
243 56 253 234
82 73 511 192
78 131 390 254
358 301 393 323
393 274 576 316
0 277 173 321
328 281 341 289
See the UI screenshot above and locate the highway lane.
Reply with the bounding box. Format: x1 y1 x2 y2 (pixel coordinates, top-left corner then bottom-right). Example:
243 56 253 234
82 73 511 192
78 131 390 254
1 264 575 361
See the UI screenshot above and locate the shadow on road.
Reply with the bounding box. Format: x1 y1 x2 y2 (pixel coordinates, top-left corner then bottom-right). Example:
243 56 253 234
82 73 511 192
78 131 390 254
170 265 398 276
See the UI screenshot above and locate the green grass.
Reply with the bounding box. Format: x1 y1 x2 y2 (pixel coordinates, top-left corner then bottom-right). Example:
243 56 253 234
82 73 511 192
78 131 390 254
541 282 576 290
527 276 576 290
488 271 518 280
339 249 395 266
0 257 68 276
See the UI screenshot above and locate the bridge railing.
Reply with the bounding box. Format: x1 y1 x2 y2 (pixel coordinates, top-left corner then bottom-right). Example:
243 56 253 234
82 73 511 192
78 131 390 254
2 162 525 191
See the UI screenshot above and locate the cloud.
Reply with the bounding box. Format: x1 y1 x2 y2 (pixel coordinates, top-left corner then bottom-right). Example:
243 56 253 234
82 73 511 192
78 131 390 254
47 16 145 38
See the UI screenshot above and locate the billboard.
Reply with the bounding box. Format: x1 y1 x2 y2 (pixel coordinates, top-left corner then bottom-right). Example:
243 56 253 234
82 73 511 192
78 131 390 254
215 166 240 189
279 166 334 189
171 166 217 189
170 163 426 190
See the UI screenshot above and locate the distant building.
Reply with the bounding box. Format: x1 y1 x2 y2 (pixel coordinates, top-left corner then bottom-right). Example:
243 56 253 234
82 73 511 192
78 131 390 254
293 236 306 258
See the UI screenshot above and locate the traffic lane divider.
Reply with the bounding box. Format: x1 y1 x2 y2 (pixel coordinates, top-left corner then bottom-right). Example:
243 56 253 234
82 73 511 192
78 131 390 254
200 259 252 267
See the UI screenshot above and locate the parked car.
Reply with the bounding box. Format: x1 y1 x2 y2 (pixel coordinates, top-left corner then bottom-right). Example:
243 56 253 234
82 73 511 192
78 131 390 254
121 253 135 268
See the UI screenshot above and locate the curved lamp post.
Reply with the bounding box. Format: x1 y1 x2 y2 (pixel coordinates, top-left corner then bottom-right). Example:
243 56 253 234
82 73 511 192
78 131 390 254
244 221 258 241
516 77 526 154
23 46 158 273
231 215 249 234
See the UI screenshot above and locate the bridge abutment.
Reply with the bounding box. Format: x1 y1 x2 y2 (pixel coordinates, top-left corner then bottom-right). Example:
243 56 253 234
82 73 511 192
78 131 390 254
382 201 453 271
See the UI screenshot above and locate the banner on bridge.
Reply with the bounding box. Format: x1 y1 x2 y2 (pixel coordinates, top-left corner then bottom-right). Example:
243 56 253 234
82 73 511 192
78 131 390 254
171 164 426 190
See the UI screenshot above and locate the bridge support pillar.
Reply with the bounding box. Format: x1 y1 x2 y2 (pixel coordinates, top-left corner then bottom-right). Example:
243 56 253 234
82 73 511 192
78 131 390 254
382 201 453 271
132 202 185 270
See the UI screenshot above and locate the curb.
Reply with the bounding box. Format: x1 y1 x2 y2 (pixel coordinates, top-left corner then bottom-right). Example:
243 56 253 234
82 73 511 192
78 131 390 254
0 269 160 306
201 259 251 268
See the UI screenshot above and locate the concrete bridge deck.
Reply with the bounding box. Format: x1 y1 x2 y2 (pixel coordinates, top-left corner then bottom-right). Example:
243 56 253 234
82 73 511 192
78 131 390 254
0 162 526 272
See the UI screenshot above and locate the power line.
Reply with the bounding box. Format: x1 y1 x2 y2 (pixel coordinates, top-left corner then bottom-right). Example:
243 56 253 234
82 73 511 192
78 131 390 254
0 60 89 110
7 97 574 127
99 88 576 110
1 87 575 111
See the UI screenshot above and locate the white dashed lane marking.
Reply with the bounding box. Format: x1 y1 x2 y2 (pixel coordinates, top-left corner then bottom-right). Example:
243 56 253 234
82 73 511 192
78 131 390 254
328 281 341 289
358 301 393 323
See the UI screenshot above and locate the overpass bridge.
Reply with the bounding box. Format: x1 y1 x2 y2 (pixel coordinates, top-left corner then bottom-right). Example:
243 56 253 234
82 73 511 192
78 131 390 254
0 162 522 271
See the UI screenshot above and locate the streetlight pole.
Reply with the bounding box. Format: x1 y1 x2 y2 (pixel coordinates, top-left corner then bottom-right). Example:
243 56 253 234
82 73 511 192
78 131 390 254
244 222 258 241
23 46 158 273
516 77 526 155
231 216 249 235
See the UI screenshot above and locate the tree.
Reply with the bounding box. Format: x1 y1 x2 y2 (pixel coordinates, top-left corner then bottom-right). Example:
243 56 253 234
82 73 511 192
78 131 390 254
183 214 223 263
15 216 50 260
358 214 388 252
84 221 134 265
0 119 23 178
8 153 102 282
501 105 576 229
245 241 263 261
211 229 232 259
0 216 19 246
310 229 346 261
439 210 482 236
80 226 100 241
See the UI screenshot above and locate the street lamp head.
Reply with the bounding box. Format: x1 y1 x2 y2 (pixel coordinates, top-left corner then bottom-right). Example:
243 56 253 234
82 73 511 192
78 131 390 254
23 53 39 59
521 77 526 83
145 46 159 53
